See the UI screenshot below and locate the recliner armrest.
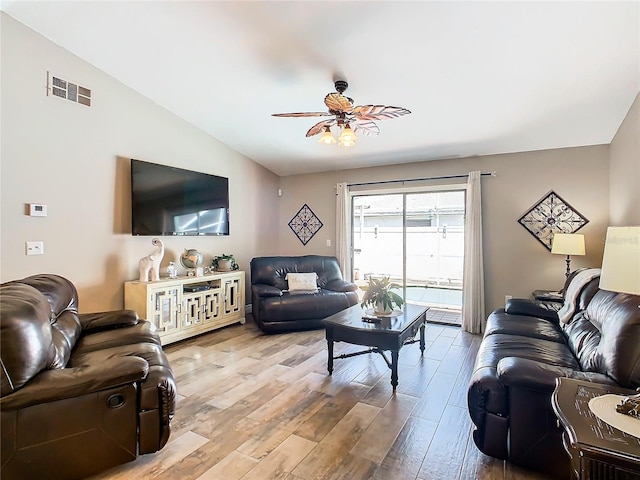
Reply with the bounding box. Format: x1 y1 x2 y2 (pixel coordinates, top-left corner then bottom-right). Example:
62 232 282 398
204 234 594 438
79 310 139 332
497 357 615 393
324 279 358 293
0 356 149 410
504 299 560 322
251 284 283 297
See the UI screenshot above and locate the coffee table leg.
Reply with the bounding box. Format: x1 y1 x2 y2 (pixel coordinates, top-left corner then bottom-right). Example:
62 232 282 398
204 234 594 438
419 323 426 354
326 330 334 375
391 350 399 390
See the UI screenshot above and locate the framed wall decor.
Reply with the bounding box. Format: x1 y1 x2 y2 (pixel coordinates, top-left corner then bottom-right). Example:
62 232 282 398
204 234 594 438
518 191 589 251
289 203 323 246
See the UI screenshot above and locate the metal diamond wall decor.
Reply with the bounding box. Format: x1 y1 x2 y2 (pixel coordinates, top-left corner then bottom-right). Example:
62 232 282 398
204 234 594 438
518 191 589 251
289 204 323 246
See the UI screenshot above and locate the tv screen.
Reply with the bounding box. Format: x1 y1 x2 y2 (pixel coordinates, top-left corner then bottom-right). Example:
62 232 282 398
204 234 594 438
131 159 229 236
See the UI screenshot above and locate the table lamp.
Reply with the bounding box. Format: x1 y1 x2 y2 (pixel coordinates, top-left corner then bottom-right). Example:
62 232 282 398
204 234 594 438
551 233 586 278
599 226 640 295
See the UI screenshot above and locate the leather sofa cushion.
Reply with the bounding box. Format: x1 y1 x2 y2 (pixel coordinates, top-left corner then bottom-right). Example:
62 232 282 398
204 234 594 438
258 289 356 323
475 334 580 373
485 309 566 343
0 284 56 395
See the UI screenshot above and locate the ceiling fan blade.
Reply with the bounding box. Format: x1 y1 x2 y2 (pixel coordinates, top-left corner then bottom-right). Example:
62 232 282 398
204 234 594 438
272 112 332 117
353 120 380 136
324 93 354 113
353 105 411 121
306 119 337 137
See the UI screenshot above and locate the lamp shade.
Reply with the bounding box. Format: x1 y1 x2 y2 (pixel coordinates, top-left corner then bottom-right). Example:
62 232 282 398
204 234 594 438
599 226 640 295
551 233 585 256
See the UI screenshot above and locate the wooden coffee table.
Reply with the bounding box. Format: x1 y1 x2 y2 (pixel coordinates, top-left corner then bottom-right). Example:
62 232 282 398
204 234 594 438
322 303 429 390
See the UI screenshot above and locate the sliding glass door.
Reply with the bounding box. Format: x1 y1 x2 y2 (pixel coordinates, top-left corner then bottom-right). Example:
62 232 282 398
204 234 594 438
352 189 465 321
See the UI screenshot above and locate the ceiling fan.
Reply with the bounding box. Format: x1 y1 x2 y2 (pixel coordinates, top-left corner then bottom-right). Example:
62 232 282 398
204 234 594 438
272 80 411 146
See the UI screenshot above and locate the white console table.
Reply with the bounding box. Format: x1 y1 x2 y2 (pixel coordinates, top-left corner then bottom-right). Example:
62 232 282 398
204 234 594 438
124 271 245 345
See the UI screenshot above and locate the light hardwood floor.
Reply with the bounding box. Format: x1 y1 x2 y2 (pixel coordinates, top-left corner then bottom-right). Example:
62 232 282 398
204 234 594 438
90 312 552 480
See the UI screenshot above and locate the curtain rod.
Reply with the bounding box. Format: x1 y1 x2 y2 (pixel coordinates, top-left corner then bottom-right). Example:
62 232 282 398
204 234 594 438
347 171 496 188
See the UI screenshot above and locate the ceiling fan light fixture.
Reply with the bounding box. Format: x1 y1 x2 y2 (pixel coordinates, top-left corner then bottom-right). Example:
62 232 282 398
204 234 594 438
318 126 337 145
338 124 356 147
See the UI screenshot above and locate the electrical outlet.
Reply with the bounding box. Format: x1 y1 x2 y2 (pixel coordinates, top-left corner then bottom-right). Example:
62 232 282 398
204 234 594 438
326 239 331 247
505 295 512 304
26 241 44 255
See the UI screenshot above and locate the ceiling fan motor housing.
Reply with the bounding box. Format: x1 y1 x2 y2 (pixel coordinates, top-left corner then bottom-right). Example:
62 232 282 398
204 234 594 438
334 80 348 93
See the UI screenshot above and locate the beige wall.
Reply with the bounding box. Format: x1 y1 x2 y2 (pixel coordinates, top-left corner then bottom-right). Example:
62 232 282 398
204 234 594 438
0 14 280 311
609 92 640 226
278 146 610 315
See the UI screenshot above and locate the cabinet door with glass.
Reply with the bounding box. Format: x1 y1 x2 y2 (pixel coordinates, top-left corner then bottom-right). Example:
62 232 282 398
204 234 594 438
203 289 222 323
148 286 181 335
222 276 244 317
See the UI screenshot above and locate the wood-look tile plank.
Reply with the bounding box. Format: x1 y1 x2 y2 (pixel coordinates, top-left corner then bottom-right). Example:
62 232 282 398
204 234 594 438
350 392 418 464
291 402 381 480
458 433 504 480
88 430 208 480
411 371 456 423
241 434 317 480
327 453 378 480
206 363 294 409
195 450 258 480
372 415 438 480
293 383 371 443
424 334 456 361
155 416 263 480
417 404 473 480
396 357 440 398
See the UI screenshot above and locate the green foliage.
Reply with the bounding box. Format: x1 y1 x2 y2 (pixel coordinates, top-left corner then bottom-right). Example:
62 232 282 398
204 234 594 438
360 276 404 311
211 253 239 271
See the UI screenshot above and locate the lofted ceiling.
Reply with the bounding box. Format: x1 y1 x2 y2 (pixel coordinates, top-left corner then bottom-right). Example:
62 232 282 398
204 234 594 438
2 1 639 176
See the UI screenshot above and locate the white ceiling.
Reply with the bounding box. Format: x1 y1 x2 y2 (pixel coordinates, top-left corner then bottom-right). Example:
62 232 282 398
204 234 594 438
2 1 639 176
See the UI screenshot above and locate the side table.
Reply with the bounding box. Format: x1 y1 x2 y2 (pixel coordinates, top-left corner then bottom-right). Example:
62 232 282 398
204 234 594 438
532 289 564 302
552 377 640 480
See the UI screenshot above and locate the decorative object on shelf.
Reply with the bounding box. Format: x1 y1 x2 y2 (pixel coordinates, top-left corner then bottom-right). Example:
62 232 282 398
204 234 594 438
588 394 640 438
551 233 586 278
138 238 164 282
180 249 203 271
289 203 323 245
599 226 640 295
166 261 178 279
212 253 239 272
616 391 640 419
518 190 589 251
361 276 404 315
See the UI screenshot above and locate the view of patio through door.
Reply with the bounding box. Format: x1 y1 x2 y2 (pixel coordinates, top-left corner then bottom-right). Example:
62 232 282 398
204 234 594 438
352 189 465 325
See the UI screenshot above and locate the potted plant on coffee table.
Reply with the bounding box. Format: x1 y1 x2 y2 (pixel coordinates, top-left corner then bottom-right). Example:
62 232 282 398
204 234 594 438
361 275 404 315
212 254 238 272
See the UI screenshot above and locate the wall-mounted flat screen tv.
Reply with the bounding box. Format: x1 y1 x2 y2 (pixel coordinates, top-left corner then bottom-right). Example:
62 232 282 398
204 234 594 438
131 159 229 236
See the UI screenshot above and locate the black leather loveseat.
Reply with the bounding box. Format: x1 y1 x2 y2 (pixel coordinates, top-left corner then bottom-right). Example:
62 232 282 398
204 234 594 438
250 255 358 332
1 274 177 480
467 268 640 478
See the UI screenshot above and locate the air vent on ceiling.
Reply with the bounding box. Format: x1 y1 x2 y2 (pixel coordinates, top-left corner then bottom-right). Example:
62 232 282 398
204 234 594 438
47 72 91 107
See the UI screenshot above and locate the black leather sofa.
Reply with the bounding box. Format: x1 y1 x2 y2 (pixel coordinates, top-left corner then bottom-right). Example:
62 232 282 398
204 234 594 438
250 255 358 332
0 274 177 480
467 268 640 478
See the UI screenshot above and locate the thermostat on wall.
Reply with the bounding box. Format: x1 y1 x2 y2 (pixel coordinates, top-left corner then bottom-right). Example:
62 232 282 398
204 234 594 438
29 203 47 217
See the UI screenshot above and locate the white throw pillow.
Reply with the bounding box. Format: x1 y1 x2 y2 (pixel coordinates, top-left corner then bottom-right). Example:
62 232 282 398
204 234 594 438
285 272 318 292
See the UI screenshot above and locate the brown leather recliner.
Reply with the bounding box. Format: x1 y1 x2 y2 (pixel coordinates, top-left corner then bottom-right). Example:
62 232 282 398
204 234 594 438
1 274 177 480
